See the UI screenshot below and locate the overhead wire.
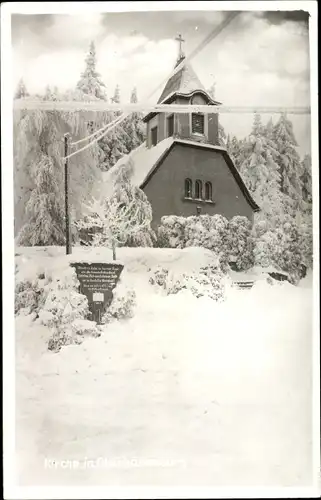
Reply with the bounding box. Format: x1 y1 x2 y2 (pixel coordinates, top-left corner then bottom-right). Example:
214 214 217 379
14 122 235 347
65 11 240 159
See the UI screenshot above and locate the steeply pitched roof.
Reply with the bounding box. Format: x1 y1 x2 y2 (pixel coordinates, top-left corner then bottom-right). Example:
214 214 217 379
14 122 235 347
101 139 260 212
157 59 206 103
101 137 175 198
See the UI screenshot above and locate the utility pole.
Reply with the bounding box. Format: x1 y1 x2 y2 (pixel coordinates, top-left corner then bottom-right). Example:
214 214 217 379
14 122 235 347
64 133 72 255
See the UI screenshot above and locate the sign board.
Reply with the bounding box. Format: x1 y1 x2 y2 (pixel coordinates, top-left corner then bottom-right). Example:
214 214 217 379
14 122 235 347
93 292 104 302
70 262 123 324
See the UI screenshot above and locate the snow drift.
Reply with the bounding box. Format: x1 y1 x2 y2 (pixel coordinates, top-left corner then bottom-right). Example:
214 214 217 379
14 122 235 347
15 246 313 488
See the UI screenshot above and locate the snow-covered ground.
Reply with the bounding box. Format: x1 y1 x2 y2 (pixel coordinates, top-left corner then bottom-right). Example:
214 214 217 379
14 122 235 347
15 246 314 487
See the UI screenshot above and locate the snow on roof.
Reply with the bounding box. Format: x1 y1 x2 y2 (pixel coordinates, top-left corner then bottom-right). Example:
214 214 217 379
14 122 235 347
101 137 175 197
100 137 259 210
157 61 206 104
101 138 231 198
175 138 227 153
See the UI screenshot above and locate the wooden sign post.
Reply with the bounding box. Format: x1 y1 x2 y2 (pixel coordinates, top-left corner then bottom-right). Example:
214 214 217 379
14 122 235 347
70 262 124 324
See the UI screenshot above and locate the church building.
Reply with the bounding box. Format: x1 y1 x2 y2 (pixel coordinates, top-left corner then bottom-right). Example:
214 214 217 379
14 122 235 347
104 35 259 226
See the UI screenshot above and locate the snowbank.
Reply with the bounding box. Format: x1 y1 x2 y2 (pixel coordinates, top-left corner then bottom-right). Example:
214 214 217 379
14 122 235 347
15 245 314 488
15 245 217 281
15 246 124 284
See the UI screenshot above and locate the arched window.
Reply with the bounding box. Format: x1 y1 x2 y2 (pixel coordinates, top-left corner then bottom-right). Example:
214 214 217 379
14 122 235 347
195 180 202 199
205 181 212 201
185 178 192 198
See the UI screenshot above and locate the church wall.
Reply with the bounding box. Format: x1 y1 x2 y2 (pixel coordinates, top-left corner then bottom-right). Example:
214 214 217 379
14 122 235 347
146 115 159 148
208 114 219 145
177 113 190 139
142 143 254 227
158 113 165 142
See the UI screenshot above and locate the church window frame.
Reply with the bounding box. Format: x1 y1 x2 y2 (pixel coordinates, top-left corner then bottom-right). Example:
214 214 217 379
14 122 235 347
166 114 174 138
151 126 158 147
191 113 205 135
205 181 213 201
185 178 192 199
195 179 203 200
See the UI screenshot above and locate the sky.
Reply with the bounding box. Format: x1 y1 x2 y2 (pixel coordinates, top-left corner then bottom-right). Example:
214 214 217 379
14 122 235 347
11 8 311 156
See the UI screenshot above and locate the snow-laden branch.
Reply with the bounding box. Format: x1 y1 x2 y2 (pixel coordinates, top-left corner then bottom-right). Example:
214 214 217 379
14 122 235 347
76 171 154 259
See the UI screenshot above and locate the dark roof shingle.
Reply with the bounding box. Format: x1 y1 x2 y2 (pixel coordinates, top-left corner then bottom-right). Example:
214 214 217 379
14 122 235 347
157 59 206 103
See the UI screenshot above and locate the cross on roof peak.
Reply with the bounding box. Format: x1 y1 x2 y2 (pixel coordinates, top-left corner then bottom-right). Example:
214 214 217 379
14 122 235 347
175 33 185 60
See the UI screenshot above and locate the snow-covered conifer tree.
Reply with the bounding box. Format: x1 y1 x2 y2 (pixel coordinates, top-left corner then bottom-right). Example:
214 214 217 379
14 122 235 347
15 78 29 99
300 154 312 204
240 135 268 196
252 112 264 137
218 123 227 147
14 92 101 243
17 154 65 245
76 41 108 100
255 149 283 222
263 117 280 162
272 113 302 207
130 87 138 104
121 87 145 154
106 126 129 167
43 85 58 101
227 135 246 170
111 84 121 104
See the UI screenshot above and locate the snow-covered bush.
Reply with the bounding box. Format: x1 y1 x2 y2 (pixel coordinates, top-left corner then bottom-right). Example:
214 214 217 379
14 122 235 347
148 266 169 287
252 215 305 283
156 215 187 248
157 214 230 269
185 214 230 268
168 272 225 302
15 274 48 315
102 283 136 323
37 266 100 352
47 329 83 352
149 260 226 302
15 280 38 314
226 216 254 271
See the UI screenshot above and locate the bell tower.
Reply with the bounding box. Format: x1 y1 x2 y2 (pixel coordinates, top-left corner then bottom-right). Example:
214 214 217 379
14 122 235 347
143 35 221 148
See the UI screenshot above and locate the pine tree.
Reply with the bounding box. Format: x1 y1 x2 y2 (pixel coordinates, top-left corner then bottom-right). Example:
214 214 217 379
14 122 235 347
255 149 283 222
227 135 246 170
43 85 58 101
130 87 138 104
76 41 108 100
17 154 65 245
14 92 101 244
272 113 302 205
123 87 145 153
252 112 264 137
111 84 121 104
240 135 268 195
107 126 129 167
15 78 29 99
300 154 312 204
262 117 280 162
218 123 227 147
